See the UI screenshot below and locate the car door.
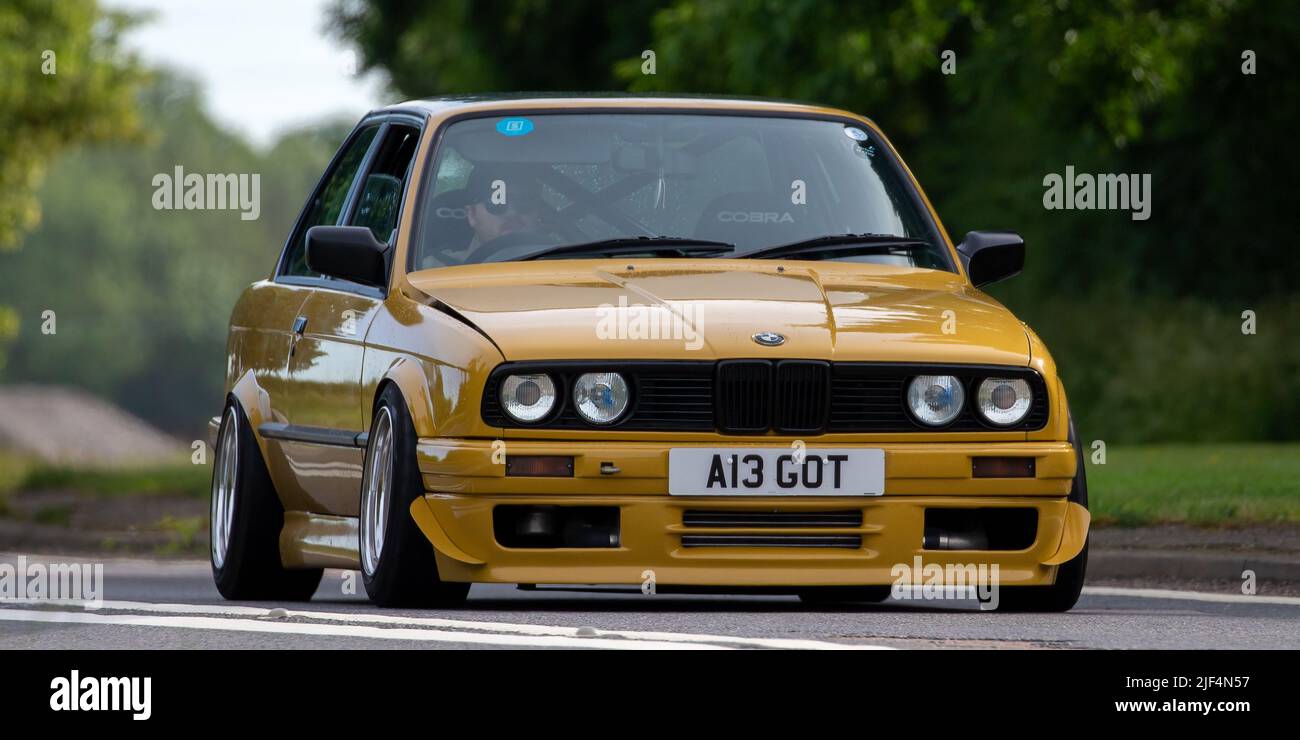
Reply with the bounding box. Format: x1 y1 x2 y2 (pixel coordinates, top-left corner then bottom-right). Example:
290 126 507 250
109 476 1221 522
255 122 382 511
226 282 311 466
280 120 422 515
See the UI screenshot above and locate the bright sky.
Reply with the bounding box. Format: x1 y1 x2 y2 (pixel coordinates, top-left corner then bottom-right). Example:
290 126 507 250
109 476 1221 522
108 0 390 146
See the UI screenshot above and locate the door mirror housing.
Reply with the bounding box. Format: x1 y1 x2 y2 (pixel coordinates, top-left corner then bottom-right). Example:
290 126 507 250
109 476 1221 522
956 231 1025 287
305 225 389 288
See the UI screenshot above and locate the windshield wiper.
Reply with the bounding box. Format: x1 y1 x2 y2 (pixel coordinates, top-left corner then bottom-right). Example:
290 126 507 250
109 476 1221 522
518 236 735 261
730 233 932 260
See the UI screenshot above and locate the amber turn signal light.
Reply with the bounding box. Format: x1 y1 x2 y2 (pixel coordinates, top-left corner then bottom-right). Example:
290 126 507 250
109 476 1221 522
971 457 1036 478
505 455 574 477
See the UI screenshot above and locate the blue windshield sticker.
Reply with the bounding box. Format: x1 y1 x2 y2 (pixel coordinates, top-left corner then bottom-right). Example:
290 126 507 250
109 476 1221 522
496 117 535 136
843 126 869 142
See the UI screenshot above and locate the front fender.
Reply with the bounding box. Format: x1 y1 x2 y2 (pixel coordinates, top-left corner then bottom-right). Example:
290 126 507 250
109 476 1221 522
377 357 439 437
361 294 506 439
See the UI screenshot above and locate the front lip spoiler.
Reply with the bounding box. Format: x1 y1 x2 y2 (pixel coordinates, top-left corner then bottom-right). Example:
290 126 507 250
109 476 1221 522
409 497 484 566
1041 502 1090 565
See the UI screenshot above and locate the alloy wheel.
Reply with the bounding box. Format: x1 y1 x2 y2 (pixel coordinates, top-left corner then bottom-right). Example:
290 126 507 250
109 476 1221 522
359 407 395 577
210 407 239 569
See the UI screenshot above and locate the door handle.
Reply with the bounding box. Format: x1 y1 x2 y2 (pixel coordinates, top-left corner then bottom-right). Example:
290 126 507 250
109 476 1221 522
289 316 307 358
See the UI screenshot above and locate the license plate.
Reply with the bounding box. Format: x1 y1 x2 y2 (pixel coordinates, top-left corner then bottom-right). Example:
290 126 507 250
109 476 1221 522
668 448 885 496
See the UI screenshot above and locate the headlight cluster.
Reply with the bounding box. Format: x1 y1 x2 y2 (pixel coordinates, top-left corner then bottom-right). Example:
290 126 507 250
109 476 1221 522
905 375 1033 427
906 374 965 426
573 372 629 424
500 373 556 422
500 372 630 425
975 377 1032 426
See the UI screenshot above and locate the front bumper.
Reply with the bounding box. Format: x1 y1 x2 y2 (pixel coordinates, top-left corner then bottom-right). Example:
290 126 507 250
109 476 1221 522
413 438 1084 587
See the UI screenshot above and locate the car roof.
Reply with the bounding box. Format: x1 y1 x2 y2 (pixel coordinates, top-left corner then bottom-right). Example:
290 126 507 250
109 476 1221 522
376 92 859 120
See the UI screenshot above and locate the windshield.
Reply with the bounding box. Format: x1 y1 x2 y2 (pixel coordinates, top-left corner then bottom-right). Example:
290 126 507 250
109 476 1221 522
412 112 951 270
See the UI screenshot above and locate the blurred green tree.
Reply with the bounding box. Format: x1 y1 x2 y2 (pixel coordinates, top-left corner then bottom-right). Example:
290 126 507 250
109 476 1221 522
328 0 663 93
0 0 146 366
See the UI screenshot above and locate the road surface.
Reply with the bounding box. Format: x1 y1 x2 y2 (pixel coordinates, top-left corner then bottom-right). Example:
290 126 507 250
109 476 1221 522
2 555 1298 649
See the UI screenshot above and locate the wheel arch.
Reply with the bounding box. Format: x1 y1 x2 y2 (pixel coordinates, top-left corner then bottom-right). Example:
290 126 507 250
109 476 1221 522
372 356 437 437
226 370 275 461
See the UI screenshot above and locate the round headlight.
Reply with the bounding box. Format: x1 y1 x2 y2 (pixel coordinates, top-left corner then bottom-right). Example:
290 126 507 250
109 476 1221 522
500 373 556 423
906 375 965 426
976 377 1032 426
573 372 630 425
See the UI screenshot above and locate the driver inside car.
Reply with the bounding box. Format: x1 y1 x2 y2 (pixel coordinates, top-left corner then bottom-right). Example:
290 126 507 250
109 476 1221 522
454 164 553 263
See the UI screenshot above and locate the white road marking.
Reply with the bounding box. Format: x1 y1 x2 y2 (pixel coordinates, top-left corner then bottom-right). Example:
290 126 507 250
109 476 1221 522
0 599 883 650
1083 586 1300 606
0 608 725 649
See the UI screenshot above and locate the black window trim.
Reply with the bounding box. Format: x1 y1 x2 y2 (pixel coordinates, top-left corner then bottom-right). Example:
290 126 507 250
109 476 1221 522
273 111 429 300
406 107 957 276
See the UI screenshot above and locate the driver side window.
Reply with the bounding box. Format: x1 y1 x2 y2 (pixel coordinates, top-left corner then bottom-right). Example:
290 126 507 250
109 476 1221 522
280 125 380 278
349 124 420 243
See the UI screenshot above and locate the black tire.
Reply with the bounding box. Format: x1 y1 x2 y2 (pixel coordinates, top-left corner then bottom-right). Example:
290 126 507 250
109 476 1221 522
360 385 470 608
210 401 323 600
798 586 893 604
995 416 1089 612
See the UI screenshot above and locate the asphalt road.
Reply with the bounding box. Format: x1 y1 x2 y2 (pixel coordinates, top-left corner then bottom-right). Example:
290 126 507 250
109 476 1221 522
2 555 1298 649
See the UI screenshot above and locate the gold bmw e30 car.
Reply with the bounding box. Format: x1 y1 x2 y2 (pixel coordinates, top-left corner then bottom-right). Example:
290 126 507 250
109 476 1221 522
209 94 1090 612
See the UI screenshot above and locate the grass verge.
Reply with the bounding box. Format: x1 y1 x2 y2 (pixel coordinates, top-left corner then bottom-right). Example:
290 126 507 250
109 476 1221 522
6 460 209 500
1089 443 1300 526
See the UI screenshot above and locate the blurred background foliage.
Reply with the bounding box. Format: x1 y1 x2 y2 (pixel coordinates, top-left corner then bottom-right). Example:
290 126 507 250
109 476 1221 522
0 71 352 430
0 0 146 367
1 0 1296 446
0 0 144 250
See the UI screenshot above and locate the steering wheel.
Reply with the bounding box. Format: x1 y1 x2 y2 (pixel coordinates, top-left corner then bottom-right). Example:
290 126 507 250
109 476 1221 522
418 241 464 267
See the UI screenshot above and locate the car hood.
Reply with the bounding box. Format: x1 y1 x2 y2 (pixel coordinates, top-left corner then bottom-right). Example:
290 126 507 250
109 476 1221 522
406 259 1031 366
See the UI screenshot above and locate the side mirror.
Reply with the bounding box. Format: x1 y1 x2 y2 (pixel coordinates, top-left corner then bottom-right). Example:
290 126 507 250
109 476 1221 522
305 225 389 288
956 231 1025 287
